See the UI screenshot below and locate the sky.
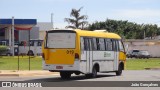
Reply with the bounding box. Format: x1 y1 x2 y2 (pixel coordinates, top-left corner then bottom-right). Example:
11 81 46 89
0 0 160 28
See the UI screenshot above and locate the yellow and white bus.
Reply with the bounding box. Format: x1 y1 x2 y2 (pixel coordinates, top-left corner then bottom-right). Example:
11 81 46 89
42 29 126 79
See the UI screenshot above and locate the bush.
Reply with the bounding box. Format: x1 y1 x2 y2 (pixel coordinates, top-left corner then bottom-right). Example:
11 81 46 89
0 46 8 54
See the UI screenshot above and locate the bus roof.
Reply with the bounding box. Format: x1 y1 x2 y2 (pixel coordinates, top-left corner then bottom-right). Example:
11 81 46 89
47 29 121 39
75 29 121 39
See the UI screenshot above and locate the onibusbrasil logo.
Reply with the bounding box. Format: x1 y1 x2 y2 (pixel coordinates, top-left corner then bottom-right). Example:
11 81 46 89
1 82 42 87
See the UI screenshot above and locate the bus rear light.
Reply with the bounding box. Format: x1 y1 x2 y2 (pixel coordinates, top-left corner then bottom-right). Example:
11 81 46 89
75 53 79 59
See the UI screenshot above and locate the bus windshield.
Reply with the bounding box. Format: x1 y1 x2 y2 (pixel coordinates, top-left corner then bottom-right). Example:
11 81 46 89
46 32 76 48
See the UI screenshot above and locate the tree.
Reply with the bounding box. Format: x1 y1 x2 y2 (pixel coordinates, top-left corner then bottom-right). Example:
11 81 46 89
88 19 160 39
64 7 88 29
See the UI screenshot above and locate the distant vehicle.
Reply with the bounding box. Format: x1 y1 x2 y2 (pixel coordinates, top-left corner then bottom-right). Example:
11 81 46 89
137 50 150 59
19 39 43 56
0 39 43 56
0 47 12 56
127 50 140 58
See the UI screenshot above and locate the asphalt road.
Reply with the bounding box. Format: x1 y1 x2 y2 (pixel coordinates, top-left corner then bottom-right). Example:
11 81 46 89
0 70 159 81
0 70 159 90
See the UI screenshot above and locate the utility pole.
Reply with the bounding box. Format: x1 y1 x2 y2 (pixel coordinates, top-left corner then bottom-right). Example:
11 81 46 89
51 13 54 29
12 16 15 56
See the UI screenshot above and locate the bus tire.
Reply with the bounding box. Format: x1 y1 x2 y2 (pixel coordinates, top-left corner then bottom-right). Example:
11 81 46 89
85 66 98 78
74 72 81 75
116 64 123 76
60 72 71 79
85 74 92 78
91 66 97 78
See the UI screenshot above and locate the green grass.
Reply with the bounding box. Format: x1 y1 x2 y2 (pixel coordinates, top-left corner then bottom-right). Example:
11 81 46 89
0 56 160 70
126 58 160 70
0 56 42 70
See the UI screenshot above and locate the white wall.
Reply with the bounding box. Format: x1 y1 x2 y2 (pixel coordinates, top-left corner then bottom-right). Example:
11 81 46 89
125 40 160 57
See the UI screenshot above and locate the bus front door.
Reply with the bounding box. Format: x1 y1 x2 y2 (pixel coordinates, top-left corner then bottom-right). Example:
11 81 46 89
113 40 119 71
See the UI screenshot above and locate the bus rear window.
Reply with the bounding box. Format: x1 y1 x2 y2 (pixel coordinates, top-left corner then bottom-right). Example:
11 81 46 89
47 33 76 48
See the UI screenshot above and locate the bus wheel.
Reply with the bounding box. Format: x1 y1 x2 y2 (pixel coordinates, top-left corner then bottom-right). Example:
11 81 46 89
74 72 80 75
85 74 92 78
116 64 122 76
92 67 97 78
85 66 98 78
60 72 71 79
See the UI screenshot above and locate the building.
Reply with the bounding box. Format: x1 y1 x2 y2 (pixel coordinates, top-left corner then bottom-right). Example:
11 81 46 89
35 22 53 40
0 18 37 56
0 18 53 56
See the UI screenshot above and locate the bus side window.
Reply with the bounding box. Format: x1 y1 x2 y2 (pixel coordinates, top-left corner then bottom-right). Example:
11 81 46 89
99 38 105 51
112 40 119 51
105 39 112 51
84 38 89 51
93 38 97 50
116 40 120 51
119 40 125 52
80 37 84 50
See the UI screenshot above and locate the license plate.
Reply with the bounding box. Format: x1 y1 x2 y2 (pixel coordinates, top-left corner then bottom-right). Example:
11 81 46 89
56 66 63 69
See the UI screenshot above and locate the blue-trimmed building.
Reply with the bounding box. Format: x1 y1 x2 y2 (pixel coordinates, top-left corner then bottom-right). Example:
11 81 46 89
0 18 53 56
0 18 37 56
0 19 37 41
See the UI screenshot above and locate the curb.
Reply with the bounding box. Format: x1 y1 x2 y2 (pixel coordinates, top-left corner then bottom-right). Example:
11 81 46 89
145 68 160 70
0 74 19 77
19 72 60 77
0 71 59 77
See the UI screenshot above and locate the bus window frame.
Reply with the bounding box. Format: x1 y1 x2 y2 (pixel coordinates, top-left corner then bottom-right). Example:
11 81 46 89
45 31 76 49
